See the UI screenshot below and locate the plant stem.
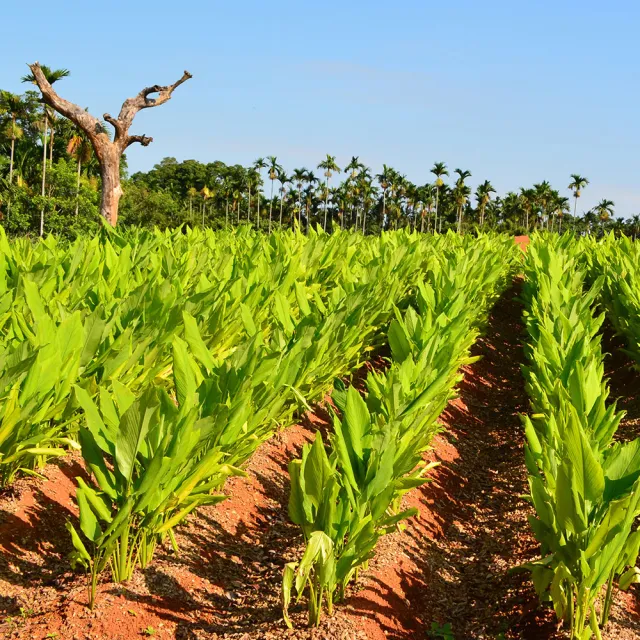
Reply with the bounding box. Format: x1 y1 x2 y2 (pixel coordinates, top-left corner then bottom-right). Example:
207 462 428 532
590 603 603 640
118 525 129 582
601 573 615 627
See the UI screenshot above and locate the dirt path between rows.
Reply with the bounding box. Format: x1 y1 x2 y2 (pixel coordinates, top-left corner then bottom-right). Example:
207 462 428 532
2 283 639 640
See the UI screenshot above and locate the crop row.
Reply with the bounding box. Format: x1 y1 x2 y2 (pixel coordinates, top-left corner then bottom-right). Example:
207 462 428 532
520 235 640 639
283 235 516 625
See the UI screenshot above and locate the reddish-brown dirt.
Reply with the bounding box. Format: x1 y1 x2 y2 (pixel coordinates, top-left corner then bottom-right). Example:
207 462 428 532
2 282 639 640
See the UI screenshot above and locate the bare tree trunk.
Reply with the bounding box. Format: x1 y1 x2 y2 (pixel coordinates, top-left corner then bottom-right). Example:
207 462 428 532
99 147 123 226
279 193 284 226
27 62 191 227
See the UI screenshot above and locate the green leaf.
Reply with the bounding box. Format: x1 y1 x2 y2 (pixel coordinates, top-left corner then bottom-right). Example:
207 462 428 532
172 336 197 408
115 389 157 485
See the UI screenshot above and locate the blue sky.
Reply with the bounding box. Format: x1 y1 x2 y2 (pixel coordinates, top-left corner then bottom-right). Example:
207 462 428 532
2 1 638 216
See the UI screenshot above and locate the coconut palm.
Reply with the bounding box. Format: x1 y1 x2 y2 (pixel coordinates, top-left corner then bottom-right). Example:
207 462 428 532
187 187 197 223
595 198 615 230
233 189 241 223
454 169 471 233
266 156 282 233
317 154 340 231
277 171 290 227
291 168 307 229
568 174 589 218
200 186 211 226
22 65 70 236
554 195 570 233
304 170 319 230
431 162 448 233
376 164 393 228
245 167 258 223
344 157 365 228
533 181 553 229
475 180 495 226
420 184 435 232
253 157 267 228
0 91 27 189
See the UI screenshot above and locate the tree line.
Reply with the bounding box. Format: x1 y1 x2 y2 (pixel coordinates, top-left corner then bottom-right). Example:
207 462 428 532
1 68 639 238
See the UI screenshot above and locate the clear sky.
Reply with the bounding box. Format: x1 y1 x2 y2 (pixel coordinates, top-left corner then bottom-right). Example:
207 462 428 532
2 0 638 216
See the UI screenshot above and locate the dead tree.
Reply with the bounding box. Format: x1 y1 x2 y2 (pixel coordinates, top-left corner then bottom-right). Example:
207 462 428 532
28 62 192 226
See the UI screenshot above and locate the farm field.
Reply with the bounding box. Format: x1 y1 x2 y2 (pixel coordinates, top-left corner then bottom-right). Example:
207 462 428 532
0 229 639 640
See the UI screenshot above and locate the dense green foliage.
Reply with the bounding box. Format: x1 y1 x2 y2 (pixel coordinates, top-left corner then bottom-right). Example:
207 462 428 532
520 236 640 639
586 235 640 368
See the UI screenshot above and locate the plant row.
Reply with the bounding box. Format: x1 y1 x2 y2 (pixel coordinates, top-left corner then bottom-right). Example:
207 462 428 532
584 233 640 368
519 236 640 640
282 235 517 626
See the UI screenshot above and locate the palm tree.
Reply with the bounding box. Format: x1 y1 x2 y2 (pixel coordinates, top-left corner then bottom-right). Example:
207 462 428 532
66 129 93 217
0 92 26 189
343 157 364 228
304 170 319 230
420 184 435 232
431 162 448 233
253 157 267 229
454 169 471 233
22 65 70 236
376 164 392 229
233 189 241 224
568 174 589 218
533 181 553 229
292 168 307 229
277 171 290 227
266 156 282 233
0 91 27 219
557 195 570 233
595 198 615 231
317 154 340 231
519 188 535 231
475 180 495 227
245 168 258 223
200 186 211 226
187 187 197 223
